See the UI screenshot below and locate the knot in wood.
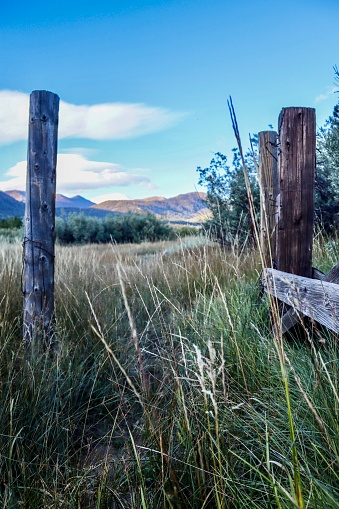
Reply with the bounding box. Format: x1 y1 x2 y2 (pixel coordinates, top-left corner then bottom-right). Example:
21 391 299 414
323 295 332 310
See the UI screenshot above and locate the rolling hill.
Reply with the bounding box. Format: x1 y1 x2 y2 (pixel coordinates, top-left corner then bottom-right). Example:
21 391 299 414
0 191 25 219
0 191 210 224
91 192 210 223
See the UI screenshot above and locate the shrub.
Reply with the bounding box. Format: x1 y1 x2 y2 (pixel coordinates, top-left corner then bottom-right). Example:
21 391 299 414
0 216 23 229
55 212 175 244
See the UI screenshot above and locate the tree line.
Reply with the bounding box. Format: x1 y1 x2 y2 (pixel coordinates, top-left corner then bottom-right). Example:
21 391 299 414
0 213 177 244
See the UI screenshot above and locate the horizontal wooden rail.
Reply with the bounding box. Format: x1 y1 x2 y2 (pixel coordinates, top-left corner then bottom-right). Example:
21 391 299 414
262 268 339 333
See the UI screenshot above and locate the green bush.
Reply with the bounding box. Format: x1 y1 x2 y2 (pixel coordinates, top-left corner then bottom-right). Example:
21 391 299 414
55 212 175 244
176 225 200 237
0 216 23 229
197 144 260 247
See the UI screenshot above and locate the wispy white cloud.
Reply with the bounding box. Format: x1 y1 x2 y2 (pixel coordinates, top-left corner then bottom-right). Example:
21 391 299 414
0 90 29 143
59 146 98 157
315 86 338 103
0 153 156 194
0 90 187 144
59 100 185 140
92 192 130 203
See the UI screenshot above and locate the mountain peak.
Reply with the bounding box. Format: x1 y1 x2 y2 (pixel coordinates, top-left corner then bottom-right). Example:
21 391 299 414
0 191 25 218
3 190 95 209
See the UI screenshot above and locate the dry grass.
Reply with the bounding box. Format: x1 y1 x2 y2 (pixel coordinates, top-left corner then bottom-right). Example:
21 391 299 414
0 235 338 508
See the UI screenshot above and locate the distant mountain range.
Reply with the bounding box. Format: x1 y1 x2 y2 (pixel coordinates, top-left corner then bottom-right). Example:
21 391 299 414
0 190 210 223
5 190 95 209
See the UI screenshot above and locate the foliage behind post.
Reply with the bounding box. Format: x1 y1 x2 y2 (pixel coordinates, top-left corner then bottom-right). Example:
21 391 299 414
315 70 339 231
197 144 259 246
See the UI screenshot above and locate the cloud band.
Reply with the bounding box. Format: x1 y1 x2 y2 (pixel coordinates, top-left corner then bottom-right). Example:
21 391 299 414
0 90 186 144
0 153 156 194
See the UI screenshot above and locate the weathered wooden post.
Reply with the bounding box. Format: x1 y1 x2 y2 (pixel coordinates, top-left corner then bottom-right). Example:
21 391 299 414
23 90 59 347
276 107 316 278
258 130 278 265
262 107 339 334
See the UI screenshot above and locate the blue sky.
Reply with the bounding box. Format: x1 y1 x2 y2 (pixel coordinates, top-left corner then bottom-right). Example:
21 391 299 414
0 0 338 203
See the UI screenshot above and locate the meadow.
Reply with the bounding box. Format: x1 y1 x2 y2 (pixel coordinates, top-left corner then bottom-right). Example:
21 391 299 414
0 233 338 508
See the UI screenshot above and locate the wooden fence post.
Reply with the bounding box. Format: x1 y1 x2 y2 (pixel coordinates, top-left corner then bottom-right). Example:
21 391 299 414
276 107 316 278
258 130 278 265
23 90 59 347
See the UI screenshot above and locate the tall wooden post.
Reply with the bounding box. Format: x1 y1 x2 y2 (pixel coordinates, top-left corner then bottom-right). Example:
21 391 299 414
23 90 59 347
276 107 316 278
258 130 278 265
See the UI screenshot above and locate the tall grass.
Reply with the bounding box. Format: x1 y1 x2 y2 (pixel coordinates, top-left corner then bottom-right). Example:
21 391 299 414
0 234 338 507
